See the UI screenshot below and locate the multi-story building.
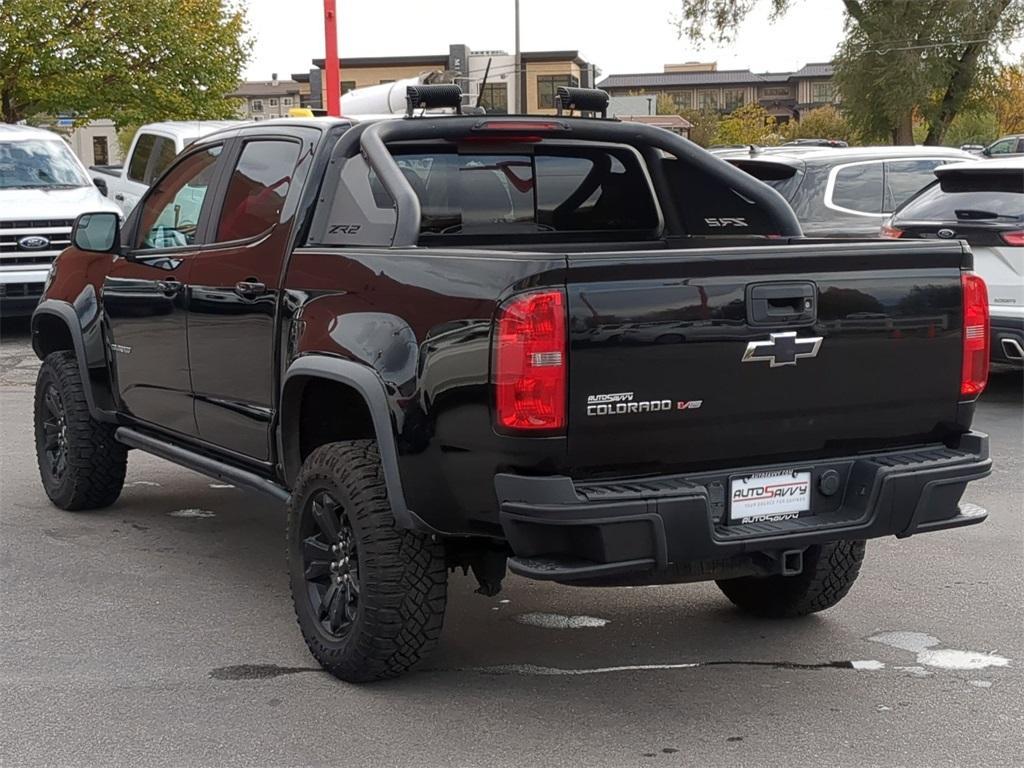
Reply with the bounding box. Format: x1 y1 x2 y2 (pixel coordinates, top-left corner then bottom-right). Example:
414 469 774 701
228 76 306 120
292 45 596 115
598 62 838 123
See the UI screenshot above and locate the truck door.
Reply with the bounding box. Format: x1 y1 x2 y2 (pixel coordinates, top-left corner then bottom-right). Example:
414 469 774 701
103 143 226 436
185 133 311 461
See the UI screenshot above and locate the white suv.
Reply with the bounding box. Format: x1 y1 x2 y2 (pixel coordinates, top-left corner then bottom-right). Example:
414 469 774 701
884 156 1024 366
0 125 120 317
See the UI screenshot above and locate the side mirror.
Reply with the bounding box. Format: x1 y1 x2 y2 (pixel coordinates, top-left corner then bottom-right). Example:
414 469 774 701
981 147 992 157
93 177 108 196
72 212 121 254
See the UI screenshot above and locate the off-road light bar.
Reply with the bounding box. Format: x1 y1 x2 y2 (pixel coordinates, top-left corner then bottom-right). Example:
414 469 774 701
406 84 463 116
554 87 610 118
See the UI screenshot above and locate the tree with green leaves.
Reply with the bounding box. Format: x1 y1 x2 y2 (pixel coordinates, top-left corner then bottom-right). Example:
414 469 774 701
1 0 251 125
674 0 1024 145
782 105 856 143
714 103 783 145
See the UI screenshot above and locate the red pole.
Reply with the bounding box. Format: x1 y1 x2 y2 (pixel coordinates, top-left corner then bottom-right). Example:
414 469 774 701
323 0 341 116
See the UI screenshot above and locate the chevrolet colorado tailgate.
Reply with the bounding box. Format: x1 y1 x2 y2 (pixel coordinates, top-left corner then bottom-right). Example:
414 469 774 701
565 240 973 476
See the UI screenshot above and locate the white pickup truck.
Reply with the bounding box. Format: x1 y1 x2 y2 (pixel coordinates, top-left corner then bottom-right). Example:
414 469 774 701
0 124 121 316
90 121 239 215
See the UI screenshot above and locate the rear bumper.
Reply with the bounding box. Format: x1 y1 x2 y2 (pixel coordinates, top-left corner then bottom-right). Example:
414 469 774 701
496 432 991 582
990 315 1023 366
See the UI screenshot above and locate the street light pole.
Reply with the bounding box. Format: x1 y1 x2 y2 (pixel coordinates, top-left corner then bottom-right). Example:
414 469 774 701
514 0 521 114
324 0 341 116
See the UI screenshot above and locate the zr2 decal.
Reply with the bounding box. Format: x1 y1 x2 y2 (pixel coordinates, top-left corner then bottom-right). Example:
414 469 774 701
328 224 362 235
704 217 748 228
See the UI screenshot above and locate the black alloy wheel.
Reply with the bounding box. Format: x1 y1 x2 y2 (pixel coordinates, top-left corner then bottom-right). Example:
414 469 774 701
40 383 69 482
302 490 360 638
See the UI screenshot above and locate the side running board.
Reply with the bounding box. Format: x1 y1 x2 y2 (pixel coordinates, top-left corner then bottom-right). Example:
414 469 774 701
115 427 290 503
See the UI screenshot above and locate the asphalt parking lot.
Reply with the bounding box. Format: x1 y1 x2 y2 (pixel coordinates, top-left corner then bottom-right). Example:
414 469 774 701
1 318 1021 768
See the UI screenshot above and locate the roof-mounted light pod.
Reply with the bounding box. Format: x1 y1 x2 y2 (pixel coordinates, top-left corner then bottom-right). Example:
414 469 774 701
554 87 610 118
406 84 464 117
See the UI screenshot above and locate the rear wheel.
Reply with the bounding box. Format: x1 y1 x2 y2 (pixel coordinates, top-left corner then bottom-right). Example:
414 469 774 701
34 351 127 511
287 440 447 682
716 540 866 618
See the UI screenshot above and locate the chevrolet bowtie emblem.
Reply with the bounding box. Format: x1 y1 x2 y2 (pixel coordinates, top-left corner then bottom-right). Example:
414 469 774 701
742 332 823 367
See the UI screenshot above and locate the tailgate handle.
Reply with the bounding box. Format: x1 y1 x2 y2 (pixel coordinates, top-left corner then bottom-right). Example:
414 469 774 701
747 282 816 326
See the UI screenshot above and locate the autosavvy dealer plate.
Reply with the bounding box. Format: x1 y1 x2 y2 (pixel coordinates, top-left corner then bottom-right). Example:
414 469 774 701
729 469 811 524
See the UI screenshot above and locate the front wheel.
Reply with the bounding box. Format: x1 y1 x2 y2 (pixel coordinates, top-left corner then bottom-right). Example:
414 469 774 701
287 440 448 682
716 540 866 618
34 351 127 510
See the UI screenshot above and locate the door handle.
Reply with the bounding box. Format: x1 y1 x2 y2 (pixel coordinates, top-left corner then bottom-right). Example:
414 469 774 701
746 282 816 326
157 278 182 297
234 279 267 298
114 193 125 201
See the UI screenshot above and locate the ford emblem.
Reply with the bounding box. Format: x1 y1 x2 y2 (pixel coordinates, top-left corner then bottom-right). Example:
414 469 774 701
18 235 50 250
937 228 956 239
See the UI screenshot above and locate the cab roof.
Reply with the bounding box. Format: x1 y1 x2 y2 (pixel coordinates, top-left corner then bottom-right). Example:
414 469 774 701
0 124 66 142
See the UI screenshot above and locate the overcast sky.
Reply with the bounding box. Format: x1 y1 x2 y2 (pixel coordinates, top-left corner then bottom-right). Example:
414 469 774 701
241 0 850 81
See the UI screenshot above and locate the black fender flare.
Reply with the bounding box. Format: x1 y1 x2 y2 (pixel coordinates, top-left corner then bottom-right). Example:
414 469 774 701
278 355 419 530
31 297 117 421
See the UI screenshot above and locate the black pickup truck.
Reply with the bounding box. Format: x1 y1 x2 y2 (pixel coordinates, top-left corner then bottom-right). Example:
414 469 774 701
32 87 992 682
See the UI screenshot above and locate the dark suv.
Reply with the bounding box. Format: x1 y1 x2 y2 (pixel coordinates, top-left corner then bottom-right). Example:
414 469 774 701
725 146 975 237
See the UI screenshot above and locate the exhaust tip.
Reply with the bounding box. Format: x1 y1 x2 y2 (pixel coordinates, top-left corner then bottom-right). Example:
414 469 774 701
1001 338 1024 360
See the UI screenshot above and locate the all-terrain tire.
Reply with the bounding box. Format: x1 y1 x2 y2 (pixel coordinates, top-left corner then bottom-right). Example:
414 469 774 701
716 540 866 618
34 351 127 511
287 440 448 682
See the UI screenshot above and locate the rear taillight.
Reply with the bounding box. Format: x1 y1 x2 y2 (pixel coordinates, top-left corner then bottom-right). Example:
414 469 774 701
1000 230 1024 246
960 272 989 399
494 290 567 432
881 219 903 238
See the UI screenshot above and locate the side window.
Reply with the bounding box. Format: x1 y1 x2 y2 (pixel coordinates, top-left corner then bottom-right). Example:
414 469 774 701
135 146 223 250
127 134 155 183
989 139 1014 155
829 162 883 214
214 139 301 242
147 137 178 185
883 159 944 212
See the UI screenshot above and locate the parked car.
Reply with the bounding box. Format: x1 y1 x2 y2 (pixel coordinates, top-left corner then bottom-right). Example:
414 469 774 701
726 146 976 237
979 134 1024 158
0 124 121 317
32 91 992 683
883 156 1023 366
91 121 240 216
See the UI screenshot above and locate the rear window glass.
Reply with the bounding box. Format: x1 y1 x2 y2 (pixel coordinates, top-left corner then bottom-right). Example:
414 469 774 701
729 160 804 202
896 179 1024 222
377 146 659 235
883 159 949 212
829 162 883 214
128 133 155 183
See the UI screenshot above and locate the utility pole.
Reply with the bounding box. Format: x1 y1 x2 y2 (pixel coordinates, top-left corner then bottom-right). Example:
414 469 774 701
324 0 341 116
514 0 521 114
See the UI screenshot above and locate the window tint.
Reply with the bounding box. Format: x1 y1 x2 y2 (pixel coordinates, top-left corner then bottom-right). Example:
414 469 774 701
136 146 222 250
883 159 945 212
147 137 178 184
830 162 883 214
896 179 1024 222
128 133 156 183
383 147 658 235
729 160 804 202
215 140 300 242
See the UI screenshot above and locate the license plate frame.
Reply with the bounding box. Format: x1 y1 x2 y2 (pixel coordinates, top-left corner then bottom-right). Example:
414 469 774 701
728 469 812 524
